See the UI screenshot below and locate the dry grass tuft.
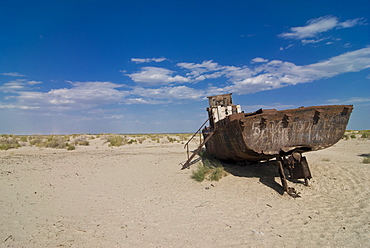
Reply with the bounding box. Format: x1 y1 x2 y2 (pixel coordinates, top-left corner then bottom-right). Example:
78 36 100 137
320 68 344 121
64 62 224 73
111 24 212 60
191 151 228 182
0 135 21 150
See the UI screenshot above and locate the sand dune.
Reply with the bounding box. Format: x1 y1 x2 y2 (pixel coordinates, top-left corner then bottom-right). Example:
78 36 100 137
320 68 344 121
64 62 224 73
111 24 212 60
0 136 369 247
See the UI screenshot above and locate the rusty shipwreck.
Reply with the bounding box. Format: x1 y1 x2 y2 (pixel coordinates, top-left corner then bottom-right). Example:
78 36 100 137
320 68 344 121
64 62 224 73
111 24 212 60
182 93 353 196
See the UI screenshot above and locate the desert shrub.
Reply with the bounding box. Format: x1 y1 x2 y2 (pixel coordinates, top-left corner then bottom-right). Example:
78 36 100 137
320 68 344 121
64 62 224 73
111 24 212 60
191 163 228 182
191 151 228 182
209 166 228 181
350 134 357 139
66 144 76 150
75 140 89 146
362 154 370 164
148 134 162 143
199 151 219 167
74 136 89 146
44 136 68 149
127 139 137 144
137 137 146 144
0 137 21 150
107 135 126 147
149 136 160 143
191 164 211 182
167 136 176 143
360 130 370 139
29 136 44 147
1 134 14 138
0 135 21 150
177 133 191 141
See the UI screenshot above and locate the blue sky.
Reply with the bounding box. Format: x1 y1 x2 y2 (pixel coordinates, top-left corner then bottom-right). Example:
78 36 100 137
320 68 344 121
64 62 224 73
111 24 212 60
0 0 369 134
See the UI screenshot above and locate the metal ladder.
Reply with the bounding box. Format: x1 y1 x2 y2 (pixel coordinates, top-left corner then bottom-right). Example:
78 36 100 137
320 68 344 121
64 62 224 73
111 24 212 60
181 118 216 170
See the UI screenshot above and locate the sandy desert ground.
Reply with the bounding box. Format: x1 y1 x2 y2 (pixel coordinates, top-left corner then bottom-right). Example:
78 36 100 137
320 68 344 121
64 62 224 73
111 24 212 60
0 134 369 247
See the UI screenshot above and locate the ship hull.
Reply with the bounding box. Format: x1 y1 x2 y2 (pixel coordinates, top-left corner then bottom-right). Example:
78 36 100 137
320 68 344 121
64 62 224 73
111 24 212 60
203 105 353 162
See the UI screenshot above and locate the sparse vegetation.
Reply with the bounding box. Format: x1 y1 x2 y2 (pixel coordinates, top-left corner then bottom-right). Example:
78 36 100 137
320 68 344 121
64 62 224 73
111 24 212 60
137 137 146 144
44 136 68 149
177 133 192 141
359 130 370 139
127 139 137 144
0 136 21 150
29 136 44 147
67 144 76 150
0 133 194 150
343 130 370 140
107 135 126 147
191 151 228 182
167 136 176 143
322 158 331 162
73 136 90 146
362 154 370 164
191 164 211 182
75 140 89 146
209 166 228 181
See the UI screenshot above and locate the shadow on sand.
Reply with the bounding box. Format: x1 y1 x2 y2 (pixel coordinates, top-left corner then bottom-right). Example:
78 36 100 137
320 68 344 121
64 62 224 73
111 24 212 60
186 149 306 195
220 160 286 195
358 153 370 158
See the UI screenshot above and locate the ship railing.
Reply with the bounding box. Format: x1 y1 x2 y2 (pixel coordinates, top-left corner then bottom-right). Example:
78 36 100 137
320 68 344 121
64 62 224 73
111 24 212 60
183 118 209 161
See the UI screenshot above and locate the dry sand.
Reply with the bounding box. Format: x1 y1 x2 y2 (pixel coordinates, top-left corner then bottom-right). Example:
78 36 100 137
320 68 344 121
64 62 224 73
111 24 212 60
0 136 369 247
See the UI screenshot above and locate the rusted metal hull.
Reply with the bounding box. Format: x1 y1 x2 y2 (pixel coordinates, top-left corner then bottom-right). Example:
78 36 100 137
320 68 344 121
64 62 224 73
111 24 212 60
203 105 353 162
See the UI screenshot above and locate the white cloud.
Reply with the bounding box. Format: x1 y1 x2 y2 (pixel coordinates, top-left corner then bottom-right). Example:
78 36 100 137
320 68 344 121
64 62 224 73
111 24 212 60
1 72 25 77
131 85 204 101
2 48 370 111
126 60 266 87
126 67 190 86
301 38 327 44
178 60 222 72
0 80 27 92
326 97 370 107
207 47 370 95
27 80 42 85
177 60 231 83
339 18 365 28
13 81 130 110
279 44 294 50
304 47 370 78
251 57 268 63
280 16 338 39
125 47 370 97
124 98 166 105
0 79 42 93
104 115 124 119
0 104 39 109
131 58 167 63
279 16 366 40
